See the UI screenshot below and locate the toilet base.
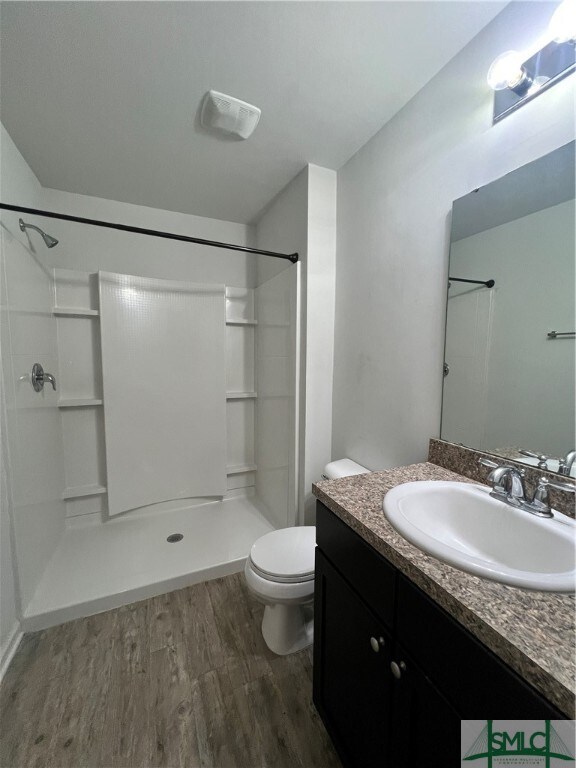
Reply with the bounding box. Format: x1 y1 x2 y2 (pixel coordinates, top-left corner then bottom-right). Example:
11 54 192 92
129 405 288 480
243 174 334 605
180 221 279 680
261 603 314 655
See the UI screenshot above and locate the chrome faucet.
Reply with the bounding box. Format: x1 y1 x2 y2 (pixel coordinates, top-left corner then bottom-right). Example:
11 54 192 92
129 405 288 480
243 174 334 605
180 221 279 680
479 459 526 506
479 458 576 517
558 450 576 477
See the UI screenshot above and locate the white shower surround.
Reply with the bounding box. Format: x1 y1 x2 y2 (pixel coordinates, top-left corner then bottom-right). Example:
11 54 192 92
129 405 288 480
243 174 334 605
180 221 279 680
99 272 227 515
16 264 299 630
0 123 309 664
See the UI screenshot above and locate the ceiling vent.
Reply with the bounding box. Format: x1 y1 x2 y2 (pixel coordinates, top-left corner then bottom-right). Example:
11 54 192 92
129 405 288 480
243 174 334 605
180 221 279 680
200 90 261 140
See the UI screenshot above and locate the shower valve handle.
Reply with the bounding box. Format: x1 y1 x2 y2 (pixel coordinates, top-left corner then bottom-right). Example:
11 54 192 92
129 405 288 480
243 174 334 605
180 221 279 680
31 363 57 392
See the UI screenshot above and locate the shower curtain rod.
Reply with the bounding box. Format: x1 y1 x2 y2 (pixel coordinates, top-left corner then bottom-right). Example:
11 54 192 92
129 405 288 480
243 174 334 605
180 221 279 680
449 277 495 288
0 203 299 263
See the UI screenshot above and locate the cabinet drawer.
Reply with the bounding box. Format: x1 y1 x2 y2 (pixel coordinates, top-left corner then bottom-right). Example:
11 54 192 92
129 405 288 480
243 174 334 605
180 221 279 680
397 575 564 718
316 501 396 630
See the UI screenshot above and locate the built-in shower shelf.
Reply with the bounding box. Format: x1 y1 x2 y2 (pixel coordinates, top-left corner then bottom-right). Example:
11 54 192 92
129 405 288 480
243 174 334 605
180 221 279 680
226 392 257 399
62 484 107 500
53 307 100 317
226 464 257 475
226 319 257 326
58 398 103 408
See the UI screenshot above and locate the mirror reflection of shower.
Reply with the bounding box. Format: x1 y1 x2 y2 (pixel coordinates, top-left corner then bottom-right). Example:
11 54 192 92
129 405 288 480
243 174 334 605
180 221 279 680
18 218 59 248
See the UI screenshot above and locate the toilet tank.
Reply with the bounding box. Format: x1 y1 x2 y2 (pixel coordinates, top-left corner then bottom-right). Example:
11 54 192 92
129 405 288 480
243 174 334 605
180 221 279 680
322 458 370 480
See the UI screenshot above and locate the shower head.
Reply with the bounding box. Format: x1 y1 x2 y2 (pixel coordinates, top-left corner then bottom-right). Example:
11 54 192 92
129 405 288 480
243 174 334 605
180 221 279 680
19 218 59 248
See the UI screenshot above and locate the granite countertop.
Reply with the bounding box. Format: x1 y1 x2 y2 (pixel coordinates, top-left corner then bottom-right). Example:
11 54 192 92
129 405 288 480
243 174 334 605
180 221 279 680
313 462 575 717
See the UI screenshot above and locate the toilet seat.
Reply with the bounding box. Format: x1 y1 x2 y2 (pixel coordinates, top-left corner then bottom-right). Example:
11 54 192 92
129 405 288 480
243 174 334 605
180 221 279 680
248 526 316 583
248 558 314 584
245 561 315 603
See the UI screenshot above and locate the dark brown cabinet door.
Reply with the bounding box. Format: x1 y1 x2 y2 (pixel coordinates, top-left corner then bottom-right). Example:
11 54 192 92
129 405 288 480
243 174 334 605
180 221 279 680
389 646 462 768
314 550 393 768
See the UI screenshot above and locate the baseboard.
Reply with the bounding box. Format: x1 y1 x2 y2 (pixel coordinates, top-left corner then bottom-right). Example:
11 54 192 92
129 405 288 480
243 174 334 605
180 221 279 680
0 622 23 682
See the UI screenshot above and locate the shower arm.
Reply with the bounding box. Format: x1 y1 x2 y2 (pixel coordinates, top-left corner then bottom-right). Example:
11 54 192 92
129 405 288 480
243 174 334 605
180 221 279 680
1 203 299 263
18 219 58 248
21 222 44 237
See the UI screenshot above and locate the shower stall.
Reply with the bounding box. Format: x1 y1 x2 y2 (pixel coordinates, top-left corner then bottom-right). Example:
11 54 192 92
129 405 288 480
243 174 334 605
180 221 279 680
1 202 300 633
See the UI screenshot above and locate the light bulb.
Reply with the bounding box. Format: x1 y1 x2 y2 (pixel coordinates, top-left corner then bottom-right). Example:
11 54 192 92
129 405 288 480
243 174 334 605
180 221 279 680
487 51 525 91
549 0 576 43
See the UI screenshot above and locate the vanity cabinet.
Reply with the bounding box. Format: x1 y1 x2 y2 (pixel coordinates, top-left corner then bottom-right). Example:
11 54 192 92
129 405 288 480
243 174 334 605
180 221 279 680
313 501 564 768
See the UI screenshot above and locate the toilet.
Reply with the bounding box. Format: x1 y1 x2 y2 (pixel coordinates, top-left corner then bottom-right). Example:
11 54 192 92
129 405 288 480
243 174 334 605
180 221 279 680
245 458 369 655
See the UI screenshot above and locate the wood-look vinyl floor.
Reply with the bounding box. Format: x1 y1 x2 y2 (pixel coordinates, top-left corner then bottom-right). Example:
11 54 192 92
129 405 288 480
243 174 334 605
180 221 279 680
0 573 341 768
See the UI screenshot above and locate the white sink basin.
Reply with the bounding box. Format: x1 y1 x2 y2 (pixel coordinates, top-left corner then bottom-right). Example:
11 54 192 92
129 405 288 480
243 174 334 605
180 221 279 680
383 481 575 592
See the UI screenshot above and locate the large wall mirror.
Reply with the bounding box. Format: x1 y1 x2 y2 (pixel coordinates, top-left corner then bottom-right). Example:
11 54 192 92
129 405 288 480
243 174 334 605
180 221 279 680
441 141 575 477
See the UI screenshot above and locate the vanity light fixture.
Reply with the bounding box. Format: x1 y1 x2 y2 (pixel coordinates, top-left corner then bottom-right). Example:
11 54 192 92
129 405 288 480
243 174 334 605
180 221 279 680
487 51 533 95
549 0 576 42
488 0 575 122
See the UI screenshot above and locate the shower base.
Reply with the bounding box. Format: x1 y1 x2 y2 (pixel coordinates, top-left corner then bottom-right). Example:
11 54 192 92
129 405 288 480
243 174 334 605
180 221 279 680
23 492 275 631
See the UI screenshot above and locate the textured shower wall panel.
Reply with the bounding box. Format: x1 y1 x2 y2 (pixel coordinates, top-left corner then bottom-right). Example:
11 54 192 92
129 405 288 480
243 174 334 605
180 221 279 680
99 272 227 516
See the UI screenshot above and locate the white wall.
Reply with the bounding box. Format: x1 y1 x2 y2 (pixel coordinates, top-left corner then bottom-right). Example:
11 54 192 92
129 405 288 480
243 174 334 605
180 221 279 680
0 124 67 666
0 125 23 670
0 430 19 676
39 187 256 287
332 2 575 471
304 166 337 523
256 164 337 525
255 168 309 286
445 200 575 456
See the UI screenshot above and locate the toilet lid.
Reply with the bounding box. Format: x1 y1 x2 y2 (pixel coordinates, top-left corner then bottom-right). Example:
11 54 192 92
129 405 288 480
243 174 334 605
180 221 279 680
249 527 316 580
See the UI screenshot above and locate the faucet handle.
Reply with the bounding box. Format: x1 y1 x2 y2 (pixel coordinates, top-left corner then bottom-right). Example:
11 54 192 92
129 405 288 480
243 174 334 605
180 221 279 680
31 362 57 392
539 478 576 494
478 458 502 489
478 458 499 469
528 477 575 518
518 449 561 469
519 448 543 459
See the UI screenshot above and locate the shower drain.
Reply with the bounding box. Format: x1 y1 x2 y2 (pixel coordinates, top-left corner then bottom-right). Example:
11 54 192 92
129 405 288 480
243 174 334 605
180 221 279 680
166 533 184 543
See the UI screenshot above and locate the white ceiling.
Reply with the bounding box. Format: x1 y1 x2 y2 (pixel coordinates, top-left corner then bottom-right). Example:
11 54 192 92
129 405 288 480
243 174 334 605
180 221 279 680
0 2 506 224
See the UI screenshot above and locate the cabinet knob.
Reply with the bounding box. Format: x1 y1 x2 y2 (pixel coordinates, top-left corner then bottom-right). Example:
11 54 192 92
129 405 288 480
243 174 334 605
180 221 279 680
390 661 406 679
370 636 385 653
